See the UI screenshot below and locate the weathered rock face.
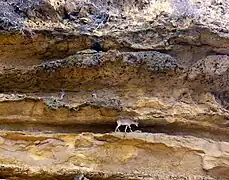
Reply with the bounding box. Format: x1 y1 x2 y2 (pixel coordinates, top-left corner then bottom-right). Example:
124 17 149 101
0 0 229 179
0 132 228 180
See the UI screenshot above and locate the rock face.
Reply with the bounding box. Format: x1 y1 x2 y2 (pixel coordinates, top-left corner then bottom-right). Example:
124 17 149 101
0 0 229 179
0 132 228 179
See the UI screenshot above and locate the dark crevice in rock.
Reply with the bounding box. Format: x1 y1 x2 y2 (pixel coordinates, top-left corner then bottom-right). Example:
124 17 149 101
1 26 229 62
0 122 228 142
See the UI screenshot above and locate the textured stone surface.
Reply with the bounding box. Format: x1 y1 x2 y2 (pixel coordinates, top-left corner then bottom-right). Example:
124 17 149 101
0 0 229 179
0 131 228 179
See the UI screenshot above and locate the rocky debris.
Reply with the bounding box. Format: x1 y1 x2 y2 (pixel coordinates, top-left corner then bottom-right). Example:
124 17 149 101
0 1 24 31
122 51 181 72
43 96 66 110
89 97 122 111
0 92 67 110
188 55 229 79
38 50 181 71
0 93 26 102
37 51 102 72
186 54 229 93
171 0 199 18
213 91 229 110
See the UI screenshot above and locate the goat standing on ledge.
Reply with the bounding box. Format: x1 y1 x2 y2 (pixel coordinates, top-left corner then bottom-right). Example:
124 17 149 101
59 89 65 100
115 119 139 132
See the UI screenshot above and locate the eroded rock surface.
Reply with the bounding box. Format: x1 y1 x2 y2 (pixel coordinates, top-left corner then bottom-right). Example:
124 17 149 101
0 0 229 179
0 132 228 179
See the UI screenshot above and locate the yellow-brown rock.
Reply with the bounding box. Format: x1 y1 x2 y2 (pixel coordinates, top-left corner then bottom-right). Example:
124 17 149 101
0 0 229 179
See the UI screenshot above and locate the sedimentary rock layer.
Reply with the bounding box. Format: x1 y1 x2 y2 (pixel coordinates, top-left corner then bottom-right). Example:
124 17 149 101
0 0 229 179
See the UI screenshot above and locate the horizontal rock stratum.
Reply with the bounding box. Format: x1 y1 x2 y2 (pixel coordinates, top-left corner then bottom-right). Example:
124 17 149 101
0 0 229 179
0 132 228 179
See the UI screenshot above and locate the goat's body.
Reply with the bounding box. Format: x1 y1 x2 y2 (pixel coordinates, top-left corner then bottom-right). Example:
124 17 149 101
115 119 138 132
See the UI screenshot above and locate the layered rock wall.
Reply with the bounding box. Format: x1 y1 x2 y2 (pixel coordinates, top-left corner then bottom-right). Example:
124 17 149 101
0 0 228 179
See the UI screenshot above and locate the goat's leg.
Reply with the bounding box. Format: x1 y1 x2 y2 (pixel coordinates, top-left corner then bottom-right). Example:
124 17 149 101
124 125 128 133
115 125 120 132
128 125 132 132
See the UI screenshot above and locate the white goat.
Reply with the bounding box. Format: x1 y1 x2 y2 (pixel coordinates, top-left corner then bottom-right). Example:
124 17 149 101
59 89 65 100
91 90 97 99
115 119 139 132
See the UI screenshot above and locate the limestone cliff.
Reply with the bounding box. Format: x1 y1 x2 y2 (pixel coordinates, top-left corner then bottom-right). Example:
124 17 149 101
0 0 229 179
